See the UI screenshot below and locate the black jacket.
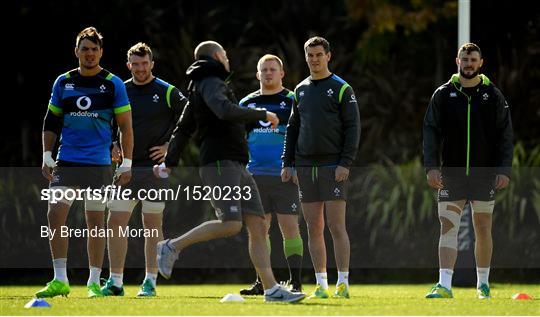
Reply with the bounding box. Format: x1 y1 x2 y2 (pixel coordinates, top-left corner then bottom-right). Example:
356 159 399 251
165 57 267 167
282 74 360 168
423 74 513 177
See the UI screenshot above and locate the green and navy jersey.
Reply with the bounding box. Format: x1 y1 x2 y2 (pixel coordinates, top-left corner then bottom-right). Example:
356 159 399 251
48 68 131 165
125 77 187 166
282 73 360 168
239 88 294 176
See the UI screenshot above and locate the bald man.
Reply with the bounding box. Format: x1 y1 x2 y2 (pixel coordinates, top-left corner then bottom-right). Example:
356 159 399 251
154 41 305 303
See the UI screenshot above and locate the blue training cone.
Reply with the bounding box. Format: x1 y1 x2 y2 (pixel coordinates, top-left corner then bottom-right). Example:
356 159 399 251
24 298 51 308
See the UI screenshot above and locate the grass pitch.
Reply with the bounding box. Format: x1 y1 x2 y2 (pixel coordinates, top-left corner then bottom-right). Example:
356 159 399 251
1 284 538 315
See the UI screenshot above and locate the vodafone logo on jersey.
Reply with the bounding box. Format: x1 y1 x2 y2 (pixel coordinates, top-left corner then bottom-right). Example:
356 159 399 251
76 96 92 110
254 120 279 133
71 96 98 118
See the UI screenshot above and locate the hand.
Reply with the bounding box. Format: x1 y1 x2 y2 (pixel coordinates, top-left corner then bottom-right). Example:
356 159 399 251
114 158 132 186
281 167 298 184
153 163 171 179
111 142 122 162
281 167 293 182
42 163 53 181
427 169 443 189
495 174 510 189
149 143 169 163
115 170 132 186
266 111 279 129
335 165 349 182
42 151 56 181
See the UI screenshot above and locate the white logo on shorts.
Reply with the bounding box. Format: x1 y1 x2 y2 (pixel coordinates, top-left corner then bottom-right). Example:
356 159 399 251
291 203 297 212
334 187 340 197
489 189 495 198
439 189 449 198
230 206 239 213
215 208 223 219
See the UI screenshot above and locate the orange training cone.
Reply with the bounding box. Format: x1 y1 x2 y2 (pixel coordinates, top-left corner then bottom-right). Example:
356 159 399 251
512 293 533 300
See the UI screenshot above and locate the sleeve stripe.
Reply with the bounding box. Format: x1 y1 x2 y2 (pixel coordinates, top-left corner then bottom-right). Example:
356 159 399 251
114 104 131 114
166 85 175 108
48 103 63 114
338 83 350 103
106 73 114 80
286 91 295 100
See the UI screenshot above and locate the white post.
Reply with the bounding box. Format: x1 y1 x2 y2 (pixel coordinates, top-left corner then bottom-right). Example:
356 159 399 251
458 0 470 46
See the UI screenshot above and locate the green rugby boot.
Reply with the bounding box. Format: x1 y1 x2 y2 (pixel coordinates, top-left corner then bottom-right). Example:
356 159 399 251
87 282 104 298
137 279 156 297
35 279 70 298
333 283 350 298
307 285 330 299
100 278 124 296
477 283 491 299
425 283 453 298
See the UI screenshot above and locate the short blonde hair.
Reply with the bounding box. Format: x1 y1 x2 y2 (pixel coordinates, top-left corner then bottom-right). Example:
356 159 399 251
257 54 283 71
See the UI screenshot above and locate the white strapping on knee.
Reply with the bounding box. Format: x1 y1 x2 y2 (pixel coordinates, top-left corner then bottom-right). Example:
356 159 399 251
107 199 138 213
85 198 107 211
438 202 463 250
141 201 165 214
49 186 75 207
470 200 495 214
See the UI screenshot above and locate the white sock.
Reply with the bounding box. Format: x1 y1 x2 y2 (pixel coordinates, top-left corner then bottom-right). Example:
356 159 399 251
87 266 102 286
315 272 329 289
337 271 349 288
110 272 123 287
145 272 158 287
438 269 453 290
264 283 280 295
53 258 68 284
477 267 490 287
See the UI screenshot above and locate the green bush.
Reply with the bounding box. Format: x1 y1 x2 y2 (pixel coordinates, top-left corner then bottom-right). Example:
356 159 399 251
350 142 540 246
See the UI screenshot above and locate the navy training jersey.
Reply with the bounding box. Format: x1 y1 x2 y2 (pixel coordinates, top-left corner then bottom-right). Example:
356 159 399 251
125 77 187 166
239 89 294 176
48 68 131 165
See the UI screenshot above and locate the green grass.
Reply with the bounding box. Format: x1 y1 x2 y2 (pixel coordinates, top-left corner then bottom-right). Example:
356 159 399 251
1 284 538 315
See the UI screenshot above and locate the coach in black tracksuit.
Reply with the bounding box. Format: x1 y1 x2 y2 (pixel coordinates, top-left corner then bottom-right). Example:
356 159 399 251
156 41 306 302
423 43 513 299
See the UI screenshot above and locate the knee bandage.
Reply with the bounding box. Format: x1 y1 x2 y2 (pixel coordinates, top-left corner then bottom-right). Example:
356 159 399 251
107 199 138 213
470 200 495 214
141 201 165 214
49 186 75 207
438 202 463 250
